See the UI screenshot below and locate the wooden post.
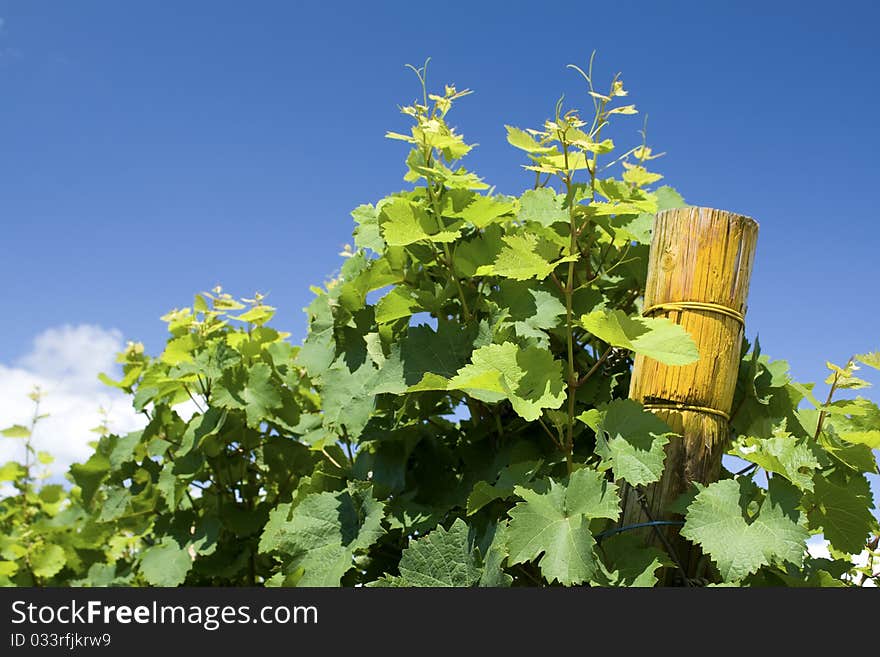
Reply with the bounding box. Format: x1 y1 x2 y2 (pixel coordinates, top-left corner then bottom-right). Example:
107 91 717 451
620 206 759 584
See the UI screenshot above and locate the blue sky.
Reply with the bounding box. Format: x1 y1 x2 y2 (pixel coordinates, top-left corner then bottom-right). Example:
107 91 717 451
1 0 878 391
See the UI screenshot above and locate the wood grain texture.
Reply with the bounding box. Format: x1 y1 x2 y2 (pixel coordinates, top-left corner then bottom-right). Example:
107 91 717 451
620 206 759 584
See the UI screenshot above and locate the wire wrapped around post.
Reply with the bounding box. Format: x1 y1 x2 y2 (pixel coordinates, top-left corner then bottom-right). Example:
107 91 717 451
620 206 759 583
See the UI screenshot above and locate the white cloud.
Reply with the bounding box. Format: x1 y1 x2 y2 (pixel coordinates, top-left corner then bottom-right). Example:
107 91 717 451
17 325 126 390
0 325 146 488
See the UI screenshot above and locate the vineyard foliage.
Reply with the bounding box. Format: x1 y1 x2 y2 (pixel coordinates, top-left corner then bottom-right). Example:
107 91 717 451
2 60 878 587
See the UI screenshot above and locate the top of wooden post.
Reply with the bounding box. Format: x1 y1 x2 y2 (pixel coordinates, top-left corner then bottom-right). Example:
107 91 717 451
648 207 759 318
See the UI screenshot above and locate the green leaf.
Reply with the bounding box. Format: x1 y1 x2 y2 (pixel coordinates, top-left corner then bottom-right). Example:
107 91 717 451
337 254 402 312
444 190 515 228
69 452 111 507
373 321 476 395
82 563 118 587
507 469 620 585
375 287 421 324
139 537 193 587
479 521 513 587
0 461 26 482
296 292 336 378
608 104 637 115
452 225 504 277
490 234 556 281
622 164 662 187
517 188 568 227
98 488 132 522
681 479 808 582
493 282 566 343
654 185 687 212
580 309 699 365
806 471 875 554
213 362 283 428
448 343 566 421
259 497 351 586
160 334 198 365
380 197 462 246
339 481 386 552
505 125 554 153
352 204 385 253
30 543 66 580
1 424 30 438
593 533 671 587
729 423 820 491
395 518 482 587
319 358 378 438
230 304 276 326
837 430 880 448
466 460 542 515
258 484 385 586
855 351 880 370
590 399 676 487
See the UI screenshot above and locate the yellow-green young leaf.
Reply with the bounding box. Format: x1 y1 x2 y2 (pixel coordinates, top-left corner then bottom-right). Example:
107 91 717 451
160 334 198 365
230 305 276 326
406 372 451 392
445 193 516 229
838 431 880 448
570 138 614 154
607 104 637 115
0 561 19 577
31 543 66 580
0 461 26 481
1 424 30 439
380 197 463 246
855 352 880 370
491 234 556 281
528 151 590 173
622 163 663 187
505 125 555 153
654 185 687 212
517 188 568 227
385 130 416 143
824 361 871 389
375 287 421 324
210 296 245 311
580 309 699 365
98 363 143 389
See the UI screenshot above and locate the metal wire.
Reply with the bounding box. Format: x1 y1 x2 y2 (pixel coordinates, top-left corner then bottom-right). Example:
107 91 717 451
596 520 685 543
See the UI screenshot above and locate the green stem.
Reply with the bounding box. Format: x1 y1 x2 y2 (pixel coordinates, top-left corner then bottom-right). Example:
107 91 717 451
576 347 613 387
561 140 578 474
423 147 472 321
21 392 42 526
814 367 844 441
